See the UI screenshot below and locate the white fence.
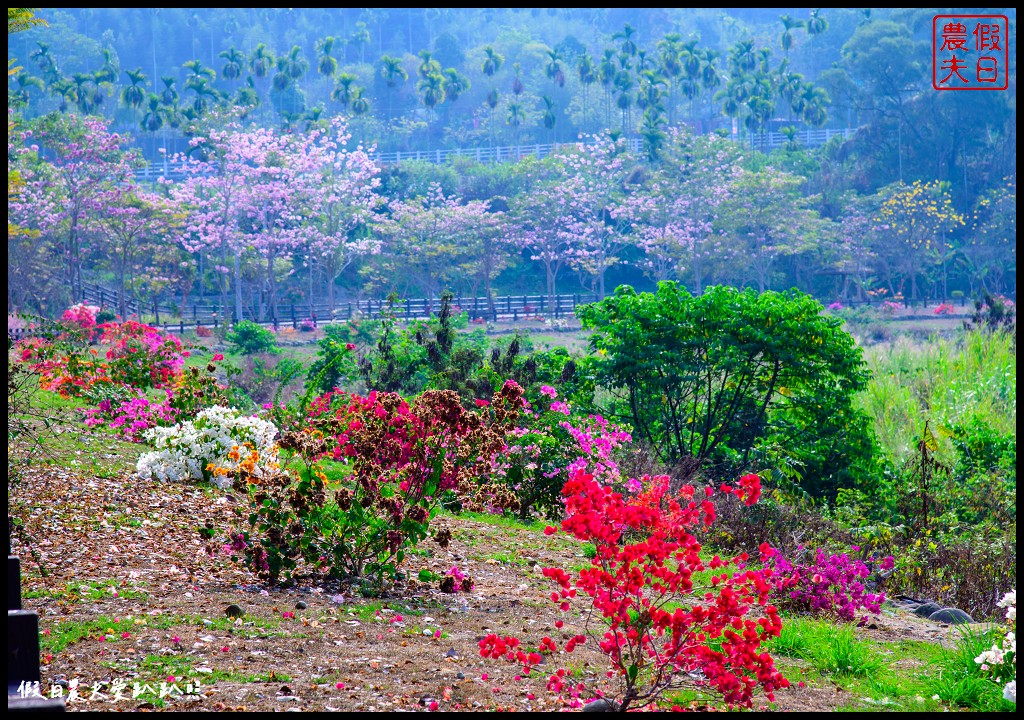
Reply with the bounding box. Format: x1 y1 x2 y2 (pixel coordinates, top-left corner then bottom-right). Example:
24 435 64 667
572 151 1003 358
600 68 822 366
134 129 856 182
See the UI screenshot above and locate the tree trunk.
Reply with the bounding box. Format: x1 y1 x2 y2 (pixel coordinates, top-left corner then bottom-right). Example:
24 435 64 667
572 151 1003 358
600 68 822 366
233 254 243 323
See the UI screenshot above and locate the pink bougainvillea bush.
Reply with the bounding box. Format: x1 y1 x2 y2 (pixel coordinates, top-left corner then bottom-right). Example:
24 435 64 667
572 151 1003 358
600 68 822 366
61 303 100 329
765 547 894 622
481 470 789 711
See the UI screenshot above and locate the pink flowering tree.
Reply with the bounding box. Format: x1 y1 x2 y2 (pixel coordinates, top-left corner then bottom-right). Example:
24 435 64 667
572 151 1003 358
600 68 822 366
507 133 634 303
300 117 384 314
84 187 182 320
383 183 505 299
9 113 140 305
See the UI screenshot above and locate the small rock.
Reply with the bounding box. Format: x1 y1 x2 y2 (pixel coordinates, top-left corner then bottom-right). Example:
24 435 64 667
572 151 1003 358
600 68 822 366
456 672 465 680
295 601 307 610
912 602 942 618
225 604 244 618
928 607 974 625
583 698 619 712
445 648 459 658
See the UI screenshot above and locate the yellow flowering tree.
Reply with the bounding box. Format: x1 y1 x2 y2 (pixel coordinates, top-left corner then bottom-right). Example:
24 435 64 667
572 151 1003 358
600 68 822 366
873 180 964 304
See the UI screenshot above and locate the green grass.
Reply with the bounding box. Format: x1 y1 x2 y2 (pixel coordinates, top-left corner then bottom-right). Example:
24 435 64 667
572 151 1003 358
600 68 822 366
451 508 549 535
25 578 149 603
859 331 1016 468
764 616 820 660
815 625 884 677
926 625 1015 711
41 616 138 654
106 653 292 685
760 615 1015 712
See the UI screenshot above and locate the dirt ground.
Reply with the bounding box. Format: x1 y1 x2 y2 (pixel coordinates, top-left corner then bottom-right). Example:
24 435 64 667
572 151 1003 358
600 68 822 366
11 464 975 713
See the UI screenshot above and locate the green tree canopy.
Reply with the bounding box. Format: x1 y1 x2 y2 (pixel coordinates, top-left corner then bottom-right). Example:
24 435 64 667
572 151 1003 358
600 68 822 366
578 282 874 499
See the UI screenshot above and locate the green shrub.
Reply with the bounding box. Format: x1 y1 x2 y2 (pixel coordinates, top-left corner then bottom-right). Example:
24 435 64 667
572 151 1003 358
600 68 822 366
225 320 279 356
578 282 874 499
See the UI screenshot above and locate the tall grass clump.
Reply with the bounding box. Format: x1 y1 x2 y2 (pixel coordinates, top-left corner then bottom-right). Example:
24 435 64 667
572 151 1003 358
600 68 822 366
859 330 1015 466
840 329 1015 619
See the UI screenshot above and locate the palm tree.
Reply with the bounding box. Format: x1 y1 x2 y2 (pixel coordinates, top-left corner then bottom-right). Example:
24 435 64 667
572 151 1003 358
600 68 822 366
800 83 829 127
442 67 470 104
120 67 148 124
541 95 557 143
417 72 445 120
183 59 216 84
219 47 245 86
635 49 652 73
657 34 683 124
71 72 98 113
636 70 666 114
506 100 526 148
616 79 634 135
351 87 370 117
576 52 597 126
249 43 275 79
511 62 524 96
778 69 804 120
331 72 357 112
779 15 805 58
482 46 503 78
545 49 565 88
613 23 638 57
158 75 179 108
729 39 757 73
48 76 75 112
281 45 308 82
8 71 43 108
379 54 407 120
315 37 338 80
184 75 219 118
302 103 327 132
599 49 617 128
140 93 166 133
233 77 261 120
30 41 58 81
640 108 667 162
96 48 118 84
807 9 828 36
417 50 441 80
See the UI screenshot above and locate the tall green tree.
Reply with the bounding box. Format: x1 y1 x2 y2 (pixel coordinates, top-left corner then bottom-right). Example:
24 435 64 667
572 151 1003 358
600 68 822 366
578 282 873 498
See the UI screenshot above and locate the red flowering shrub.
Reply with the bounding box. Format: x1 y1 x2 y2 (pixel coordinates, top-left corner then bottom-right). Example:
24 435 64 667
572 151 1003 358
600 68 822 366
237 381 527 585
480 469 789 711
22 321 187 397
98 321 186 389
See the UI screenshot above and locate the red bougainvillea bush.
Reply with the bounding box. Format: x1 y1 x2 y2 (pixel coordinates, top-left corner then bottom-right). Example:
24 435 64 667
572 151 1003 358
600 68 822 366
481 470 789 711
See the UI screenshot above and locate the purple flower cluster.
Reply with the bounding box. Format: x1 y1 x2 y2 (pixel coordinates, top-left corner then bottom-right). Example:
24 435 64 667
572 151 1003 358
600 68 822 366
770 548 894 622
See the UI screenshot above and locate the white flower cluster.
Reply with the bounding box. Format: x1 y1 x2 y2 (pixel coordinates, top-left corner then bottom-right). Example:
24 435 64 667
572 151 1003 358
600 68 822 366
136 405 279 489
976 589 1017 703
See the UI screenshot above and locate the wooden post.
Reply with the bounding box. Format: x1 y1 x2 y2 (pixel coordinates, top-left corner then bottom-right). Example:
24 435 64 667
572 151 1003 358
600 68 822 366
348 303 353 319
291 304 297 329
